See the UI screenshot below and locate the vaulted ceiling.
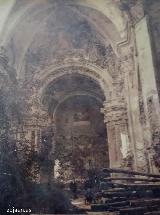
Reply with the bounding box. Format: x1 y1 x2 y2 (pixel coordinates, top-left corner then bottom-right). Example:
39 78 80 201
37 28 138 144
0 0 130 117
0 0 129 79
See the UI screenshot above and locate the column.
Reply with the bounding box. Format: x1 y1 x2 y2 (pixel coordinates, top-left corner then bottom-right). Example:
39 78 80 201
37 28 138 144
102 98 131 169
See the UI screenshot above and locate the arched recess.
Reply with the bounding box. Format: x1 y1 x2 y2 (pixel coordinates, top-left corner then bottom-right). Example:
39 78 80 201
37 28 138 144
40 71 110 180
54 94 109 180
53 92 103 118
37 63 113 103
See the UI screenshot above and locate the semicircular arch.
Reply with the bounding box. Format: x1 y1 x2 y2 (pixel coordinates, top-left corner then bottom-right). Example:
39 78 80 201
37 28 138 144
37 63 113 103
53 92 103 118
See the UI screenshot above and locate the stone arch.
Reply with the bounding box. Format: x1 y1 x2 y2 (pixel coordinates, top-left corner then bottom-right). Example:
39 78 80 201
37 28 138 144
53 91 103 118
37 63 113 105
53 85 109 179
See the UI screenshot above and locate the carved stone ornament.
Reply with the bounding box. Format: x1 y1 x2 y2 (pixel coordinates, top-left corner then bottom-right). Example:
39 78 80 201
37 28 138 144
101 98 127 124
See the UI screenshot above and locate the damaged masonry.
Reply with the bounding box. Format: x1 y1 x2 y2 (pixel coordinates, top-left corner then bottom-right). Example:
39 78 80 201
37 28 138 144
1 0 160 214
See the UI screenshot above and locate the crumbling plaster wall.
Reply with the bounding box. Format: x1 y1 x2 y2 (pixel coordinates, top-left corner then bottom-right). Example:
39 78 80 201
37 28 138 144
139 0 160 172
110 0 160 173
119 0 160 173
135 16 160 173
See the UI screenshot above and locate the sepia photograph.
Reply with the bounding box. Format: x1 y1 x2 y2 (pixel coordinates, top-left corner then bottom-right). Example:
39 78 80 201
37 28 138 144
0 0 160 214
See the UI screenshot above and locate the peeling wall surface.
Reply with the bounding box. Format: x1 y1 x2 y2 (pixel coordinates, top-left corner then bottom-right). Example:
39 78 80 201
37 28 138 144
1 0 160 182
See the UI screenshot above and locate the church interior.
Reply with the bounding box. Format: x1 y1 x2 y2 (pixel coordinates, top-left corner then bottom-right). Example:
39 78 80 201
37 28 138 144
1 0 160 214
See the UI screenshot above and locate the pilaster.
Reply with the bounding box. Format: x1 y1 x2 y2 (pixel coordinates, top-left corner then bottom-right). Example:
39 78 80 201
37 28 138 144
101 98 130 169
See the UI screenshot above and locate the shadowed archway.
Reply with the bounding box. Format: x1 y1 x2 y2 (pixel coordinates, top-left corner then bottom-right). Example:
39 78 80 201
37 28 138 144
41 72 109 181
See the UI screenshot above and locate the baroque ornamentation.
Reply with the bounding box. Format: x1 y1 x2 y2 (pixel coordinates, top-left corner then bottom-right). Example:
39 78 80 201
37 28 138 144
102 98 127 124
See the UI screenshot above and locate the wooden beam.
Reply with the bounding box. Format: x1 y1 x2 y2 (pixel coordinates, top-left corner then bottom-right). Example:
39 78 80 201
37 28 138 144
103 177 160 182
103 168 160 178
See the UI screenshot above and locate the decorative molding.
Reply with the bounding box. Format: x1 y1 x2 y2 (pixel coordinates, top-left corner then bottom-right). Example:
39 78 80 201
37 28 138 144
101 99 127 124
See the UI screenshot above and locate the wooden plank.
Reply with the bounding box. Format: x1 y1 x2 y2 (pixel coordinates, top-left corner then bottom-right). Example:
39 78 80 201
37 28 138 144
91 204 107 212
103 168 160 178
119 205 159 215
107 201 130 207
104 177 160 182
145 212 160 215
113 183 160 189
130 198 160 207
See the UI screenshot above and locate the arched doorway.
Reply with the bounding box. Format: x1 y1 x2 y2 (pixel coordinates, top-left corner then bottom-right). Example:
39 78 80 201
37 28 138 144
55 95 108 181
42 73 109 182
